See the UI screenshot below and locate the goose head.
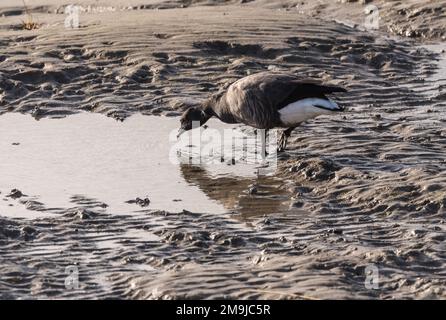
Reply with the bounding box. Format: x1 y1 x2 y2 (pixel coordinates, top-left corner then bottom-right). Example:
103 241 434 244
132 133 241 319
177 107 211 138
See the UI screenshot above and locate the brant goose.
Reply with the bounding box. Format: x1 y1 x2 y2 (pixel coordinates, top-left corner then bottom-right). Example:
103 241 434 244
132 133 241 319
178 72 346 151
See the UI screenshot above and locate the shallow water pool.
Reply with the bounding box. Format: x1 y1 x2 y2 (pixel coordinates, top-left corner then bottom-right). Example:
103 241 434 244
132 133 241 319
0 113 289 218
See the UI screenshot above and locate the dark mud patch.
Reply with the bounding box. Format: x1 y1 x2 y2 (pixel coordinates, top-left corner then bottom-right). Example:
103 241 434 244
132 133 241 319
0 5 51 17
287 158 340 182
193 40 281 59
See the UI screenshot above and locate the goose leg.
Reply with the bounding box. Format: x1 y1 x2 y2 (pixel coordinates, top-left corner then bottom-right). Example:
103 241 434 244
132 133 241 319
278 127 295 152
255 129 269 158
260 129 269 158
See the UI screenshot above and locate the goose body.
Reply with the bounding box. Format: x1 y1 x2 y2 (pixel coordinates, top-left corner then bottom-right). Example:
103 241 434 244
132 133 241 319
178 72 346 151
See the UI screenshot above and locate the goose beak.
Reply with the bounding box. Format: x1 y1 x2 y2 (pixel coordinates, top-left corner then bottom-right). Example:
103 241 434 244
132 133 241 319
177 128 186 139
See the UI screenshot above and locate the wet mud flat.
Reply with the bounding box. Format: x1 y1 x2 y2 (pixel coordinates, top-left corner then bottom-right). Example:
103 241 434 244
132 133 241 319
0 2 446 299
288 0 446 41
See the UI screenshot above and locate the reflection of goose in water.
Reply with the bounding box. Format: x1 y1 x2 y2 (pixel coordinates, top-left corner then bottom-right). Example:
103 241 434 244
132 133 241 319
179 163 290 217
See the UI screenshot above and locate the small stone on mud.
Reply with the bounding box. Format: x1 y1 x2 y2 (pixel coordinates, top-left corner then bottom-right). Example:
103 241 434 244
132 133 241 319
248 185 258 195
410 229 426 238
290 201 304 208
126 197 151 207
373 114 382 120
277 153 290 160
219 236 245 247
291 186 312 195
328 228 343 235
21 226 36 234
76 209 93 220
7 189 24 199
252 255 261 265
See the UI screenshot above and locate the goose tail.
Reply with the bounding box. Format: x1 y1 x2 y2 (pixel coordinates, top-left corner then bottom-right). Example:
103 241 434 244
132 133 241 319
315 98 344 112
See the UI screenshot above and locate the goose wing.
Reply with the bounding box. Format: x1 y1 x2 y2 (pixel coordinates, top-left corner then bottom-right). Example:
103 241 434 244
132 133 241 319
275 81 347 110
223 72 346 128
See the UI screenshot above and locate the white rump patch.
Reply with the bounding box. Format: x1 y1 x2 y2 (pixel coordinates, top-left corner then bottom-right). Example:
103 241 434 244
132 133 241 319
278 98 340 126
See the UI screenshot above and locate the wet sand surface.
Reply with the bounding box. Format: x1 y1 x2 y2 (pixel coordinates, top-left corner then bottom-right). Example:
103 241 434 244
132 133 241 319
1 1 446 299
